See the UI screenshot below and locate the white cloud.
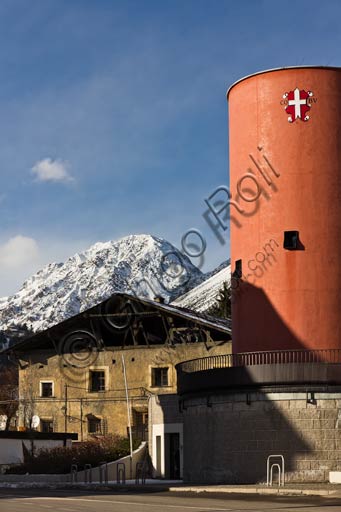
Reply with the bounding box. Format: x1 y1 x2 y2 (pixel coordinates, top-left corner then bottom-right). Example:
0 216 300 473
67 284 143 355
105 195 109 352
31 158 74 183
0 235 92 297
0 235 40 269
0 235 40 297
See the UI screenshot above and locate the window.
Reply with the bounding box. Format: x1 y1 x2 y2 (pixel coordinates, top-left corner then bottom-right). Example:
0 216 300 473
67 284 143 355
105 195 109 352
283 230 299 250
131 410 148 441
41 419 54 433
40 381 53 397
151 367 169 387
232 259 242 278
88 414 102 434
89 370 105 392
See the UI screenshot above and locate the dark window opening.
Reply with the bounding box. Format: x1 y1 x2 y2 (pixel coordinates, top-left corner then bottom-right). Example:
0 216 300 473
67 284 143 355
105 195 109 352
88 416 101 434
130 410 148 441
41 382 53 397
41 419 54 433
89 370 105 392
152 367 169 387
283 230 299 250
87 416 107 435
232 259 242 278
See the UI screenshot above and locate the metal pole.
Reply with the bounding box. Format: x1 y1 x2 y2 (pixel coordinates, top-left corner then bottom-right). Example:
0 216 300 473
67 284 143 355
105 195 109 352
64 384 68 432
122 354 133 479
80 398 83 441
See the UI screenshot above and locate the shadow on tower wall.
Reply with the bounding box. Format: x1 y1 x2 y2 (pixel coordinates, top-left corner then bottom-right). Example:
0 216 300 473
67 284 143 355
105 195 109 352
233 278 308 352
176 280 340 484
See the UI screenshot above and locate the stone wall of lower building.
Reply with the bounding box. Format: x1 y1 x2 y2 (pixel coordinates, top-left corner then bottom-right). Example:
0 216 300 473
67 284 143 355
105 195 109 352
182 391 341 484
18 341 230 440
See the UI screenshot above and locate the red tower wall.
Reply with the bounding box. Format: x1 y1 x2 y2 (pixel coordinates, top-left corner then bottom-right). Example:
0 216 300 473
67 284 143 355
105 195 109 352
228 67 341 354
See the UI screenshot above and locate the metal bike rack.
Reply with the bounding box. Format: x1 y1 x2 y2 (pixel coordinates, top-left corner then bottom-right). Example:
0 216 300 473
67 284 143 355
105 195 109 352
117 462 126 484
70 463 78 483
266 455 285 486
99 461 108 484
135 461 146 485
84 464 92 484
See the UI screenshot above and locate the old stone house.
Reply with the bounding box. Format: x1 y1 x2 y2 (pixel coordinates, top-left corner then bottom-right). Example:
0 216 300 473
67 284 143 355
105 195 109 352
3 293 231 444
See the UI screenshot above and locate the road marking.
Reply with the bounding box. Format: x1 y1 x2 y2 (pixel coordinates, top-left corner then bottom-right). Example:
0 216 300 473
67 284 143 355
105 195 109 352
0 494 32 499
16 497 234 511
11 504 78 512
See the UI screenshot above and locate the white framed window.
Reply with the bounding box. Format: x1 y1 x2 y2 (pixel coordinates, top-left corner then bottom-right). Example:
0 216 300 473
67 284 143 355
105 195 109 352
87 366 109 393
89 370 106 392
151 367 169 387
40 380 54 398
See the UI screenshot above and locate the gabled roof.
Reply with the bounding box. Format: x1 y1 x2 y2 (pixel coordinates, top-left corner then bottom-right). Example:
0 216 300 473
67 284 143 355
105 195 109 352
1 292 231 355
135 294 231 332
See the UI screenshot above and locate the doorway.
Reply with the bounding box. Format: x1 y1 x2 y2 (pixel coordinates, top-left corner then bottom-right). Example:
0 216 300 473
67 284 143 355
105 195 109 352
165 432 180 479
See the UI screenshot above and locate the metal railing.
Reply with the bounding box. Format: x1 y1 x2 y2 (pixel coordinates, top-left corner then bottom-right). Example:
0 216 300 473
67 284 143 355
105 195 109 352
116 462 126 484
70 463 78 483
178 349 341 374
84 464 92 484
99 461 108 484
135 461 146 484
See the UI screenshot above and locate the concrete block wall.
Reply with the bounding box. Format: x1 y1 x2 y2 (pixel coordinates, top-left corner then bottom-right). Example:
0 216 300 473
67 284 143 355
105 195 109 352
72 441 147 482
0 442 147 484
182 391 341 484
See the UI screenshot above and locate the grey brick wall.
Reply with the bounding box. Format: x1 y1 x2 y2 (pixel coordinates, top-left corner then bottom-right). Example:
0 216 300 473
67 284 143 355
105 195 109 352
182 392 341 484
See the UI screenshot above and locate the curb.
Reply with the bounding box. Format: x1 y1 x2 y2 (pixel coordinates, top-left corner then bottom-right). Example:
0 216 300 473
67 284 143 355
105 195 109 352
0 482 341 497
168 486 341 497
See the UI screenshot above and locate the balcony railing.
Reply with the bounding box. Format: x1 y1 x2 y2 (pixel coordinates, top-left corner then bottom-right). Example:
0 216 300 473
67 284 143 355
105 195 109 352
177 349 341 374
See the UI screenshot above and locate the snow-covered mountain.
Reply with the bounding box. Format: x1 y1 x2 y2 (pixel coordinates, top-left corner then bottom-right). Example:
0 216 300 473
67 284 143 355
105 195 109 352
0 234 204 334
172 260 231 313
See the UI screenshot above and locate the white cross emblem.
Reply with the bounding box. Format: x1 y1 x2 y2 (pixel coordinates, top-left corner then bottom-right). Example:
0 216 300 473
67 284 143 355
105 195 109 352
288 87 307 119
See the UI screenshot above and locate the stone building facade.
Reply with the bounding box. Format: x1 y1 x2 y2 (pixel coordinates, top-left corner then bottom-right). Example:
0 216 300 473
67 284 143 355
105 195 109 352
5 293 231 443
18 342 230 441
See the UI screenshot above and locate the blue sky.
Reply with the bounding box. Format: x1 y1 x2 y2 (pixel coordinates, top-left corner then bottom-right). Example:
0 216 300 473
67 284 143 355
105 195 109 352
0 0 340 295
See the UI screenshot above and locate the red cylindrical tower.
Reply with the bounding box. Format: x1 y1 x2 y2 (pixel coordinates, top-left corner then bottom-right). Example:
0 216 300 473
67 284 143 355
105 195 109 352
228 67 341 354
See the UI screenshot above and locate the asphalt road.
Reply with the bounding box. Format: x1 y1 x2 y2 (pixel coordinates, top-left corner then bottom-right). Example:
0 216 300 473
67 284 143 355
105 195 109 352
1 489 341 512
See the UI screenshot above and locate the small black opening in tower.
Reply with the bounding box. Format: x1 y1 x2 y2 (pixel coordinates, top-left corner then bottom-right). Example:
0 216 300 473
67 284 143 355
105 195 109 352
283 231 299 250
232 259 242 278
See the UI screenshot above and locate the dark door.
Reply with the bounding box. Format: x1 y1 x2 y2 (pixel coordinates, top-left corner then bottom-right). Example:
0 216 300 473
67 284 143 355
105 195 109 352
169 433 180 479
